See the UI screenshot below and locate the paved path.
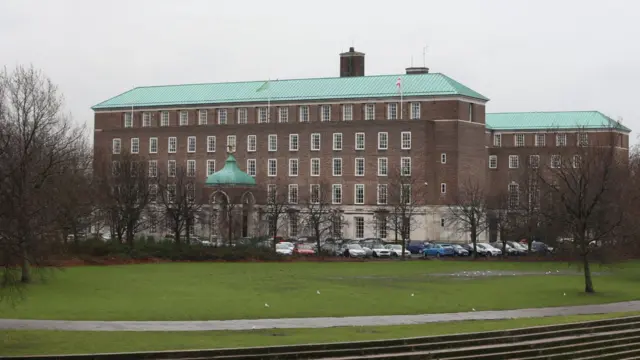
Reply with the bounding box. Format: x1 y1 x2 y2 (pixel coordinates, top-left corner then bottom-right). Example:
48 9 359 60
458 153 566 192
0 301 639 332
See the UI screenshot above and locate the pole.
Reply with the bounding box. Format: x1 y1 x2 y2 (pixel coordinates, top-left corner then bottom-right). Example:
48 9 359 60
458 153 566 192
400 85 403 120
267 78 271 123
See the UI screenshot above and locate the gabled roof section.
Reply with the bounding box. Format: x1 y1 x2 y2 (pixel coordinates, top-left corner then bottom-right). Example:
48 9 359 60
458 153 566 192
486 111 631 133
91 73 489 110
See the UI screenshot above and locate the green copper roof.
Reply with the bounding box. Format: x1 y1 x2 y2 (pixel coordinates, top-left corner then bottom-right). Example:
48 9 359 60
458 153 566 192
92 73 488 110
205 155 256 187
486 111 631 133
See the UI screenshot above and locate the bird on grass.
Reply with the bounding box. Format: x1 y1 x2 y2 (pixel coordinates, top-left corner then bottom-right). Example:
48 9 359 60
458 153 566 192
265 303 269 308
317 290 321 295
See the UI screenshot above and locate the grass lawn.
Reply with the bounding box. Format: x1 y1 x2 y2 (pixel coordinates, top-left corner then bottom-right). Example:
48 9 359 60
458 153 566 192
0 260 638 321
1 312 639 356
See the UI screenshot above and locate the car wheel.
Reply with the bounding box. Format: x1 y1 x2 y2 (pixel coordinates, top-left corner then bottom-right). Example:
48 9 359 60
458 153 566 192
392 252 398 257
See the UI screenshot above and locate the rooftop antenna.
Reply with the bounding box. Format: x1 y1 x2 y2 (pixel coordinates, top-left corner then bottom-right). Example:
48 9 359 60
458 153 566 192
422 45 429 67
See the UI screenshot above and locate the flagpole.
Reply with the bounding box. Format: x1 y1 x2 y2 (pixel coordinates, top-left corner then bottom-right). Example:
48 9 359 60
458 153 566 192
267 78 271 123
400 86 403 120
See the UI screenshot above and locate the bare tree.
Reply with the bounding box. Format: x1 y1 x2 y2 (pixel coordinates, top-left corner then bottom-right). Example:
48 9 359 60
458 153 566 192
261 181 292 249
447 178 489 259
299 182 345 256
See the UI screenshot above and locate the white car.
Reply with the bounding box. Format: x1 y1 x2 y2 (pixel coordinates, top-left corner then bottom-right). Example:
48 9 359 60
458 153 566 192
275 243 293 255
478 243 502 256
385 244 411 257
369 243 391 257
342 244 367 258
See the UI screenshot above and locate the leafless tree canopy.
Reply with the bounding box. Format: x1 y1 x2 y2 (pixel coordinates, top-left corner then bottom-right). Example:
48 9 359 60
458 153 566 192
260 181 292 249
447 178 489 258
299 182 347 255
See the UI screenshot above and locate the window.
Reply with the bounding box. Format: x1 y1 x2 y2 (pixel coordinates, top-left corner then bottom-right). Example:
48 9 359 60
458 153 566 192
187 136 196 153
529 155 540 168
299 106 309 122
168 137 177 153
289 158 299 176
440 218 445 227
355 217 365 239
207 136 216 153
179 111 188 126
199 110 208 125
168 160 176 177
112 138 121 154
268 134 277 152
289 134 299 151
365 104 375 120
578 133 588 147
515 134 525 147
289 213 298 237
441 153 447 164
508 182 519 209
411 102 420 120
207 160 216 176
377 184 388 204
311 133 321 151
142 112 151 127
387 103 398 120
288 184 298 204
493 134 502 147
440 183 447 194
124 113 133 128
377 216 388 239
258 107 268 123
402 184 412 204
217 109 227 125
355 132 365 150
572 155 581 168
268 159 277 177
401 132 411 150
551 155 561 168
187 160 196 177
333 133 343 151
227 135 236 152
489 155 497 169
310 184 320 204
267 184 277 201
161 111 169 126
468 103 474 122
246 159 256 176
332 184 342 204
509 155 519 169
535 134 545 147
235 108 247 125
128 138 138 154
247 135 257 152
167 184 176 203
310 158 320 177
401 157 412 176
556 134 567 147
278 107 288 123
354 184 365 205
186 183 195 203
149 184 158 203
111 160 121 176
321 105 331 122
342 104 353 121
378 132 388 150
148 160 158 177
355 157 365 176
333 158 342 176
378 157 388 176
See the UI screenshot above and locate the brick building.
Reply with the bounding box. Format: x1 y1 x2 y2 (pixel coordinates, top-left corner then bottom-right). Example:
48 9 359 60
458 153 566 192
92 48 631 243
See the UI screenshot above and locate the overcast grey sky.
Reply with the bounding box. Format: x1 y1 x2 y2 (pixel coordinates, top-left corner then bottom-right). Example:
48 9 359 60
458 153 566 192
1 0 638 136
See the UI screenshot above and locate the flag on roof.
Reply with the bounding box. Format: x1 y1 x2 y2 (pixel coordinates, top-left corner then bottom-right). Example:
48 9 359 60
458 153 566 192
396 77 402 91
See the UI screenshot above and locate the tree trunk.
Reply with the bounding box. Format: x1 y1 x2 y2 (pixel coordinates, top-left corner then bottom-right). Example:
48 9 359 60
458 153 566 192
20 243 31 284
582 254 595 293
315 225 321 258
471 222 478 260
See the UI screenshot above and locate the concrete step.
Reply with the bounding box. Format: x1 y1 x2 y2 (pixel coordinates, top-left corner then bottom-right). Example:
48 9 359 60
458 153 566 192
569 345 640 360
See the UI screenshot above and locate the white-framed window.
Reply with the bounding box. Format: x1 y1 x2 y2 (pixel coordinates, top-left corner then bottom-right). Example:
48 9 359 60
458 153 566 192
268 159 277 177
509 155 519 169
355 132 365 150
289 134 299 151
556 134 567 147
310 158 320 177
237 108 248 124
246 159 256 176
377 184 388 204
401 131 412 150
354 184 365 205
111 160 121 176
267 184 277 201
288 213 298 237
402 184 412 204
258 107 268 124
515 134 525 147
199 110 208 125
508 182 519 209
310 184 320 204
411 102 420 120
161 111 169 126
578 133 589 147
207 136 216 153
551 155 561 168
332 184 342 204
365 103 375 120
186 183 195 203
112 138 121 154
321 105 331 122
124 113 133 128
187 136 196 153
387 103 398 120
378 132 388 150
227 135 236 152
529 155 540 169
378 157 388 176
142 112 151 127
148 160 158 177
572 154 581 168
168 137 177 153
186 160 196 177
288 184 298 204
149 184 158 203
441 153 447 164
468 103 474 122
311 133 321 151
168 160 176 177
377 216 388 239
333 133 343 151
130 138 139 154
207 159 216 176
355 157 365 176
289 158 299 176
535 134 545 147
247 135 257 152
217 109 227 125
278 107 288 123
299 106 309 122
493 133 502 147
401 157 412 176
489 155 497 169
332 158 342 176
342 104 353 121
179 111 188 126
354 216 365 239
268 134 277 152
166 184 177 203
440 183 447 194
149 137 158 154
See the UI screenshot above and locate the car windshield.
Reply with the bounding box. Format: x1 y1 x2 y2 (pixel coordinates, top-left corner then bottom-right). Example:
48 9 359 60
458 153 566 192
298 245 312 250
348 244 362 250
387 245 402 250
441 245 452 248
476 244 486 249
453 245 463 250
276 244 289 250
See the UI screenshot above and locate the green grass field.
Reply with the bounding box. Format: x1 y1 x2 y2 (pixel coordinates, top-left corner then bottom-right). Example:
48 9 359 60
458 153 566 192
0 260 638 321
2 312 639 356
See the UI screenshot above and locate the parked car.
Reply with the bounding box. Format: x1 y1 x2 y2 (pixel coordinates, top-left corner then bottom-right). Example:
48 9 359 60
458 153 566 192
448 244 470 256
423 243 454 258
275 243 293 256
508 241 529 255
362 240 391 257
294 244 316 256
385 244 411 257
490 242 520 256
477 243 502 256
461 243 478 255
278 241 295 250
320 243 342 256
341 244 367 258
356 241 374 257
406 241 429 254
532 241 554 254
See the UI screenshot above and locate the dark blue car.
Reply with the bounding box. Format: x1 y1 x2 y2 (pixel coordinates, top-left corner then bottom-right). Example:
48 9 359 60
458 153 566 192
406 241 428 254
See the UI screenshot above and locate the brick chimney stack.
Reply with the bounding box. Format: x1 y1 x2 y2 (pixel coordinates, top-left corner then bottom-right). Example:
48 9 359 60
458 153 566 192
340 47 365 77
